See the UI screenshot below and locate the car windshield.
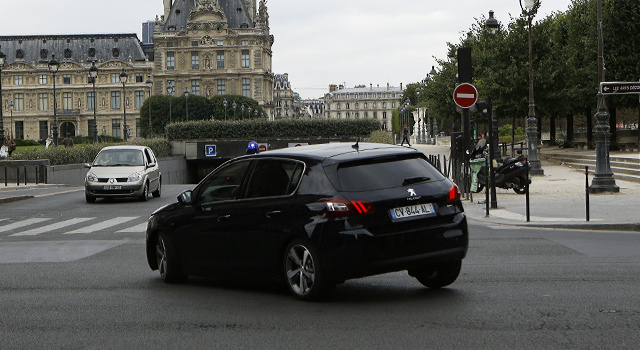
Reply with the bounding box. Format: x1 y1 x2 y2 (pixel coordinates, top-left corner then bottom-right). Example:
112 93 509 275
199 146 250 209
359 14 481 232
336 155 444 191
94 150 145 166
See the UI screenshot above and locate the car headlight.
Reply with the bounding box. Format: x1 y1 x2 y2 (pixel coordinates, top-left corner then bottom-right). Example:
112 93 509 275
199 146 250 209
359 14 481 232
128 171 142 182
86 172 97 182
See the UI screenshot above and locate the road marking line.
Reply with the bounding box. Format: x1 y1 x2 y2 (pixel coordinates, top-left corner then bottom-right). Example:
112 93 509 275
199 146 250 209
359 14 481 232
64 217 139 234
0 218 52 233
11 218 96 237
116 222 148 233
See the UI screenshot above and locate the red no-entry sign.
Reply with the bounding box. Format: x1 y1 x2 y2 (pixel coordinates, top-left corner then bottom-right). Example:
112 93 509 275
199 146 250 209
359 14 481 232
453 83 478 109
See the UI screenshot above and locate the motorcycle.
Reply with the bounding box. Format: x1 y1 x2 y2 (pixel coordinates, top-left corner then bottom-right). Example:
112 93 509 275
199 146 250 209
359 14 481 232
472 141 531 195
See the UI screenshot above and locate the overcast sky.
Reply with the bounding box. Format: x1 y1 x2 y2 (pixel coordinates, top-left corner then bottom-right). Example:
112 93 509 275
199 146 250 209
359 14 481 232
2 0 573 99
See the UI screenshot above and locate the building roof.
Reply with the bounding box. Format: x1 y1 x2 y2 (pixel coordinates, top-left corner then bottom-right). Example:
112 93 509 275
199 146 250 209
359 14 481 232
327 85 403 97
0 34 147 65
162 0 254 31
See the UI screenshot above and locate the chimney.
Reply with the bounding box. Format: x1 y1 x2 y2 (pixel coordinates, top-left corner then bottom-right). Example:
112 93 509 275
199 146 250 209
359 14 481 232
370 83 373 91
164 0 172 21
400 83 403 91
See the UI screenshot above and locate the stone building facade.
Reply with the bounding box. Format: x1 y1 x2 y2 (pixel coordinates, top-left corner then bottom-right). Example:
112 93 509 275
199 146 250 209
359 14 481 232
0 0 275 142
0 34 153 141
152 0 274 117
323 84 403 131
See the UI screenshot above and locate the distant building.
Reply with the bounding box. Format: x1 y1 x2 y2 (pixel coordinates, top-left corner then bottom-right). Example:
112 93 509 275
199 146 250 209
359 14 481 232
0 0 276 141
323 83 402 131
152 0 274 117
301 99 324 119
273 73 296 119
0 34 153 140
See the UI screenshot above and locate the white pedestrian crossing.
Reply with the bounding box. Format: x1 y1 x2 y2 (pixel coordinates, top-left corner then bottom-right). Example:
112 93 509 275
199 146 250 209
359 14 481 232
0 216 145 237
0 218 51 233
64 217 139 234
115 222 148 233
11 218 95 237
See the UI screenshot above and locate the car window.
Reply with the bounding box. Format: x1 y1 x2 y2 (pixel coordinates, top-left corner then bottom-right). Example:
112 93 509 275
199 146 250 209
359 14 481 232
195 160 251 204
94 150 145 166
335 155 444 192
245 159 304 199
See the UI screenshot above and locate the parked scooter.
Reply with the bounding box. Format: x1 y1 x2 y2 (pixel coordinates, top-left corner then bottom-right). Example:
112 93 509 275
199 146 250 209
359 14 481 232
472 141 531 194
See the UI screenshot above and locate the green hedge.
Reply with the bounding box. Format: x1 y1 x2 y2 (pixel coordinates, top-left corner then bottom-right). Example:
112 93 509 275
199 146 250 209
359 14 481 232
167 119 381 140
10 138 172 165
369 130 394 144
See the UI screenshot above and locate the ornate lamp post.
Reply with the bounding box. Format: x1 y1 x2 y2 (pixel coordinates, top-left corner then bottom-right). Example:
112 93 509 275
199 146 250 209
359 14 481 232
241 104 245 119
0 46 5 150
48 54 60 147
232 101 237 119
183 88 189 121
590 0 619 193
146 75 153 138
248 106 252 119
415 88 423 144
166 83 174 123
119 68 129 141
519 0 543 175
223 98 228 120
88 61 99 144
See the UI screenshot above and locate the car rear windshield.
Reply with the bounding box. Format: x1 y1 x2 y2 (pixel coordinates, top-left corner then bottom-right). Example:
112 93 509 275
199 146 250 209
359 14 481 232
335 155 444 191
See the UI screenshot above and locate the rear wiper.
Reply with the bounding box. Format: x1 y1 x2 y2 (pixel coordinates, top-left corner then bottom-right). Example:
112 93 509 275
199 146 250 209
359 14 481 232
402 176 431 186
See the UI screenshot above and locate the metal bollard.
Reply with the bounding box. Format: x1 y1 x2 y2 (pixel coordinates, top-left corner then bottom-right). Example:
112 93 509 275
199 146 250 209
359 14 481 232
585 166 590 222
24 166 28 185
17 167 20 186
35 166 39 185
4 166 7 187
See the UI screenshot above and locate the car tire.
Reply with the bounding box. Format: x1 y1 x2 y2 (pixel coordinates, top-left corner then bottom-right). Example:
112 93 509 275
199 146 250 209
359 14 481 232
152 178 161 198
410 260 462 289
85 193 96 203
156 232 187 284
283 239 334 301
139 182 149 202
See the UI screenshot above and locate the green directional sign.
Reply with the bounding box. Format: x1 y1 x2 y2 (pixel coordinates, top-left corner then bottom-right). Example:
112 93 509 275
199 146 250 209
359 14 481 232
600 82 640 95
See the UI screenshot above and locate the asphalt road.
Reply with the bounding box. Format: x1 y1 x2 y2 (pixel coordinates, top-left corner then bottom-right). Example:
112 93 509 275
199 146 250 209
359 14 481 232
1 186 639 349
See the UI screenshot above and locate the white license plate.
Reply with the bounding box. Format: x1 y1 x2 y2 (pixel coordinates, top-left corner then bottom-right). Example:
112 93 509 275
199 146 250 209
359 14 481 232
390 203 435 220
103 185 122 190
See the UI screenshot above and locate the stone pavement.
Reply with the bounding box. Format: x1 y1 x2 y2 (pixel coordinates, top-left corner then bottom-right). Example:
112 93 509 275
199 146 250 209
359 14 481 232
3 144 640 231
412 144 640 231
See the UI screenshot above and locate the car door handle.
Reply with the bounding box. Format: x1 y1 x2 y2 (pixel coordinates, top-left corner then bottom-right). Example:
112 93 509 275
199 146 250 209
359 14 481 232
217 215 230 222
266 210 281 219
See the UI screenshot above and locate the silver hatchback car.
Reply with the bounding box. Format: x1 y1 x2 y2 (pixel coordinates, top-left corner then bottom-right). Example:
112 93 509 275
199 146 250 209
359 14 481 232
84 145 161 203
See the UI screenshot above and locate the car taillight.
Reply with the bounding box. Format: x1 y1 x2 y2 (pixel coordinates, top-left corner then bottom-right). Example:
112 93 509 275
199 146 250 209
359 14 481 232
447 183 461 202
320 198 375 218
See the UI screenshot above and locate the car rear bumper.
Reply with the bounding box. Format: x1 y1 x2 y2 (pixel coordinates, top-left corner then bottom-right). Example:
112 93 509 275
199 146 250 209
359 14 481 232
320 213 469 282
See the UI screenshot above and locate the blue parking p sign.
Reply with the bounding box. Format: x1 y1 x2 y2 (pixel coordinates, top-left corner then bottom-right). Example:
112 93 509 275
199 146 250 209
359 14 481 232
205 145 217 157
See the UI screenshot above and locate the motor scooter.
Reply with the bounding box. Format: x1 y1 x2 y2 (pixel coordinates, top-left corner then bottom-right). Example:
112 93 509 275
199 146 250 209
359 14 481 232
473 143 531 194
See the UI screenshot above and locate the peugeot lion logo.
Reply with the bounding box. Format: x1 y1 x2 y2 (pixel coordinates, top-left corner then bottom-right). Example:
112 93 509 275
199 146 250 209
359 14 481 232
407 188 417 197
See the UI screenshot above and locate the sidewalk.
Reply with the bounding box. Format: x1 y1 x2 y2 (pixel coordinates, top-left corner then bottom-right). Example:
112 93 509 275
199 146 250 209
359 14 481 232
412 144 640 231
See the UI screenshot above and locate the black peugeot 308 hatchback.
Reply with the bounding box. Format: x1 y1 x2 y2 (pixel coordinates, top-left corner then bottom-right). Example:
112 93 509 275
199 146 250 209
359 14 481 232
146 142 468 301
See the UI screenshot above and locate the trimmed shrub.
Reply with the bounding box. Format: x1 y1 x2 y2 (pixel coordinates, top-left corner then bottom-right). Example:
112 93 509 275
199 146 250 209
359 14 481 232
166 119 381 140
10 138 172 165
369 130 394 144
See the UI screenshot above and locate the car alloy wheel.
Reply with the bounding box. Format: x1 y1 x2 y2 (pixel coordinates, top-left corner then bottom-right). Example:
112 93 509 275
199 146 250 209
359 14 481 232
155 233 186 283
284 239 334 301
139 183 149 201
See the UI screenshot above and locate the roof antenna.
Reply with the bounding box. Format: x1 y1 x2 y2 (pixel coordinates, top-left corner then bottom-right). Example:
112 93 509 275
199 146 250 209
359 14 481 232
352 138 360 152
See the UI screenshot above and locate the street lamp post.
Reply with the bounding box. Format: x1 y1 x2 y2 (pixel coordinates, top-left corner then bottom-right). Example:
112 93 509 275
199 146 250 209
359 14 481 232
9 101 13 139
232 101 237 119
119 68 129 142
184 88 189 121
166 83 174 124
223 98 228 120
241 104 245 119
0 46 5 150
590 0 619 193
89 61 98 144
146 75 153 138
48 54 60 147
519 0 543 175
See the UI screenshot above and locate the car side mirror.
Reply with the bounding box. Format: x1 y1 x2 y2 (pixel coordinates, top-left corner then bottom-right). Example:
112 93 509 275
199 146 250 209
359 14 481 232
84 163 92 169
147 162 156 168
177 190 193 205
